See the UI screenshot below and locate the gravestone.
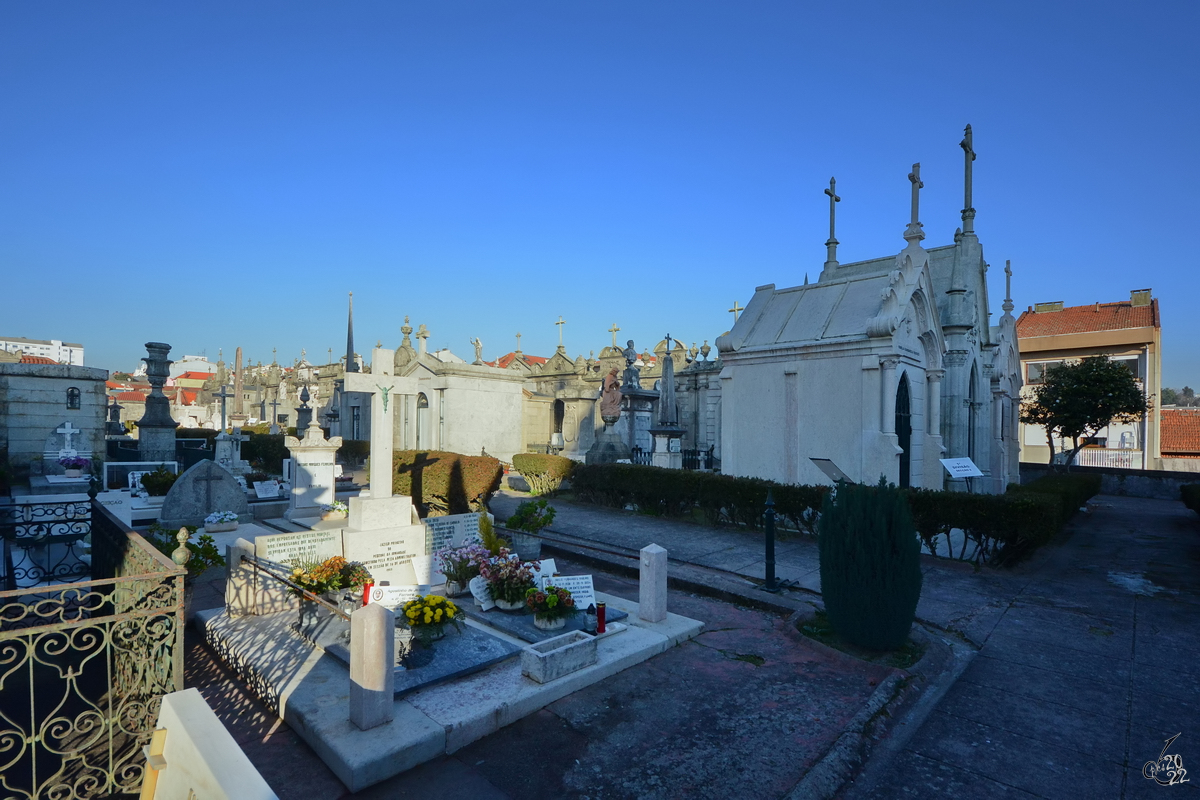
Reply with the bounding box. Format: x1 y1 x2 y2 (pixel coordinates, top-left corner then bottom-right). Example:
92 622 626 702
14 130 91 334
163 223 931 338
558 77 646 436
160 459 249 529
42 420 94 475
342 527 425 586
284 421 342 521
254 529 343 566
424 512 480 555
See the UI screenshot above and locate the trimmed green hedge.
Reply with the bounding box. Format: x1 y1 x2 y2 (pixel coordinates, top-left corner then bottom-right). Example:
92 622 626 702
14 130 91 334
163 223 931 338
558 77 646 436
175 428 219 440
511 453 575 495
1181 484 1200 515
392 450 503 517
241 433 288 474
338 440 370 464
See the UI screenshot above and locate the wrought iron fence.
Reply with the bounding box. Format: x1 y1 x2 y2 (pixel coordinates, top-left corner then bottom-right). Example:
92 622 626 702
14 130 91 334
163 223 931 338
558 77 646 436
1 497 92 591
629 446 652 466
682 446 716 471
0 500 184 799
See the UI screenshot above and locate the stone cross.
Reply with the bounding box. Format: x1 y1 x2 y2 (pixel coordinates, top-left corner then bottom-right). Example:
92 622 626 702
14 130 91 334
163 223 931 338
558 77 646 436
56 422 81 453
960 124 976 233
905 163 925 242
1003 260 1015 314
196 467 223 513
728 300 744 322
608 323 621 348
555 316 566 347
214 386 232 431
824 176 841 269
515 331 522 353
343 346 414 499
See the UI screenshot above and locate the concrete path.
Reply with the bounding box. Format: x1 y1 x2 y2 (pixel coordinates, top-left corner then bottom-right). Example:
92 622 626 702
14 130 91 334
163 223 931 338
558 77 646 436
494 490 1200 798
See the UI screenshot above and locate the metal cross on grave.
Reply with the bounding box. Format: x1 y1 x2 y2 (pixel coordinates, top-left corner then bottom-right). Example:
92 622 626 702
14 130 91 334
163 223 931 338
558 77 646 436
343 346 415 499
56 421 81 455
729 300 744 322
214 386 232 431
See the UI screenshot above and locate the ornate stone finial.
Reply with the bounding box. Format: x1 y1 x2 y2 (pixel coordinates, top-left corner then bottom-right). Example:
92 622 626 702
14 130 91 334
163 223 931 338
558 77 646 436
904 163 925 243
729 300 744 322
700 340 711 361
515 331 522 354
1003 260 1015 315
688 342 698 362
608 323 620 348
400 315 413 348
824 177 841 270
804 272 809 285
555 316 566 348
960 124 977 234
171 527 191 566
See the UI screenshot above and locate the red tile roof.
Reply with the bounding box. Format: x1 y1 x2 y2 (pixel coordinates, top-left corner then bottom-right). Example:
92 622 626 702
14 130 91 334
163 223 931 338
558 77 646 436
1016 299 1159 338
1161 409 1200 455
115 391 147 401
487 352 548 369
19 355 57 364
176 371 214 381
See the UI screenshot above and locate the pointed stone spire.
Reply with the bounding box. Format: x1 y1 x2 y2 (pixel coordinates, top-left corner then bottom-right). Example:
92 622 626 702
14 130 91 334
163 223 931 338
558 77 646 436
960 124 977 236
904 163 925 243
345 292 359 372
823 177 841 271
657 334 678 427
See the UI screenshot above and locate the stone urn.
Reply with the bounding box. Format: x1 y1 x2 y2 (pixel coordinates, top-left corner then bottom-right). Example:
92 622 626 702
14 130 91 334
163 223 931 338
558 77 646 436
493 596 525 612
534 615 566 631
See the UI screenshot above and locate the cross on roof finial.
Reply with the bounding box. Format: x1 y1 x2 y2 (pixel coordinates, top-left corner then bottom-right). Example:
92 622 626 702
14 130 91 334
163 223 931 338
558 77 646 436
608 323 621 348
515 331 522 353
1003 260 1014 314
904 163 926 243
824 176 842 271
960 124 977 234
729 300 744 321
555 316 566 347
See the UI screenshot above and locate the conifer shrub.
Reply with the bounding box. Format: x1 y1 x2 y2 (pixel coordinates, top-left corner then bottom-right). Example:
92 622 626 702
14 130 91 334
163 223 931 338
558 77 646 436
392 450 502 516
511 453 576 495
818 479 922 651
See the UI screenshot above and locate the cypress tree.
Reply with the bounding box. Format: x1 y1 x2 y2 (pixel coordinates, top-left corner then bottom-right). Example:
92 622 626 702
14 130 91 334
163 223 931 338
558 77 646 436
817 477 922 650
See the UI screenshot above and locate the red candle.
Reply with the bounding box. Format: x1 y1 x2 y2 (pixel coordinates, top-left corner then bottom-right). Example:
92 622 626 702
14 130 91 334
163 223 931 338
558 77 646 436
596 602 606 634
362 582 374 607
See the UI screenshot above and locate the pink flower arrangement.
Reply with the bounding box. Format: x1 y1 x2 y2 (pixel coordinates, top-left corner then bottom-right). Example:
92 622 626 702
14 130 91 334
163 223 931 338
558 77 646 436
478 548 541 604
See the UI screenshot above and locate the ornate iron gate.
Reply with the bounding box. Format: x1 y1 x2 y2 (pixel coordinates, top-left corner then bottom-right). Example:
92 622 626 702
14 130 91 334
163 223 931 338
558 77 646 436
0 501 184 799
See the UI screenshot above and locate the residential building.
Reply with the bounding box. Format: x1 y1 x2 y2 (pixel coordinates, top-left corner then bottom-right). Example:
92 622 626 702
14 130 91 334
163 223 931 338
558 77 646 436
0 336 84 365
1015 289 1161 468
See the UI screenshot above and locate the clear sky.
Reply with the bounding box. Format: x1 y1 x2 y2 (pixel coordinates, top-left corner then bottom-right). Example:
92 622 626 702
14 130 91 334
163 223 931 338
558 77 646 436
3 2 1197 386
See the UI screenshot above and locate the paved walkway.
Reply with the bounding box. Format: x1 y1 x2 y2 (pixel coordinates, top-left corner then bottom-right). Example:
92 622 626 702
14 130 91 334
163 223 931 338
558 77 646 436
493 490 1200 799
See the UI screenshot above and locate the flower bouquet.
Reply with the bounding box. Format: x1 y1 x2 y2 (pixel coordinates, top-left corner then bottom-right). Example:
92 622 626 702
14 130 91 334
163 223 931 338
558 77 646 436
401 594 463 643
478 548 540 610
320 500 349 520
58 456 90 477
435 542 488 596
289 555 372 599
204 510 240 532
525 584 578 631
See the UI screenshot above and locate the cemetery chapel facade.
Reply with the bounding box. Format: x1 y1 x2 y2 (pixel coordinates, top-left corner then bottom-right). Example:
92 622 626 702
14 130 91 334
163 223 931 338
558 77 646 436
717 128 1021 493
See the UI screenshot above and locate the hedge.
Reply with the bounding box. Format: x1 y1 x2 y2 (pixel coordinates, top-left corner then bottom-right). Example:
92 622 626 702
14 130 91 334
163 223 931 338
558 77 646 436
175 428 219 441
571 463 1099 565
392 450 502 517
511 453 575 495
1181 484 1200 516
339 440 370 464
241 433 288 474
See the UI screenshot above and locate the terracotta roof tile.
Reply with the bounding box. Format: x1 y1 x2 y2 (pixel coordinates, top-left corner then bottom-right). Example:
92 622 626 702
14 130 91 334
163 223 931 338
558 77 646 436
115 391 147 401
488 352 548 369
1016 299 1158 338
1161 409 1200 455
19 355 57 364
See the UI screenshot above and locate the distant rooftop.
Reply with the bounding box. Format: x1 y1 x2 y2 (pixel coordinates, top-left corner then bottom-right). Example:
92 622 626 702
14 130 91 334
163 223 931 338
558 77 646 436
1016 290 1159 339
1161 408 1200 456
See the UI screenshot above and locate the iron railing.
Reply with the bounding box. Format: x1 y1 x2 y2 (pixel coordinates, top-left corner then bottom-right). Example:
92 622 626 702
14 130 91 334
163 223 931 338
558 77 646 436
629 447 652 466
682 446 716 471
0 497 92 591
0 500 184 799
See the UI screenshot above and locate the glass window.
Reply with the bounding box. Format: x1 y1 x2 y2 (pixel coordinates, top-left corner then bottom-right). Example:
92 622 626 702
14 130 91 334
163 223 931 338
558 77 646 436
66 387 81 409
1115 358 1141 381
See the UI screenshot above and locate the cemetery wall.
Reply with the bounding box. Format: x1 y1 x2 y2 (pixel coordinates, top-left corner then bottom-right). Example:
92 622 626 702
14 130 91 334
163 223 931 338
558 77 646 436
1019 462 1200 500
0 363 108 476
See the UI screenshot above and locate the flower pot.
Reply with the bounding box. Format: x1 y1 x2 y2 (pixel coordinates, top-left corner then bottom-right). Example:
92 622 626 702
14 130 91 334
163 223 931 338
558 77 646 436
144 496 166 508
64 469 83 478
444 580 471 598
507 531 542 561
205 521 238 533
494 597 526 612
321 511 348 522
413 626 446 642
533 615 566 631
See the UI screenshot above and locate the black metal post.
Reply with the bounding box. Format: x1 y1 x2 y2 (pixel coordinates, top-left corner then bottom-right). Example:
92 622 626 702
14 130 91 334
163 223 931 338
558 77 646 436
764 490 777 592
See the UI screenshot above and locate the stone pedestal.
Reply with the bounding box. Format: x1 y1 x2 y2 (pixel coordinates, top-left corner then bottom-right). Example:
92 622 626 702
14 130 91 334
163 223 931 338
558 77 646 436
639 543 668 622
585 418 632 465
349 603 395 731
137 342 180 463
650 430 683 470
621 387 659 454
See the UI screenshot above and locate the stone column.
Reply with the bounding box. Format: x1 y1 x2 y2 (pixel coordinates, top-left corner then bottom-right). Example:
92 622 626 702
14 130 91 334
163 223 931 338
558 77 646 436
225 538 256 617
880 356 900 435
137 342 180 463
926 369 944 436
349 603 395 731
639 544 668 622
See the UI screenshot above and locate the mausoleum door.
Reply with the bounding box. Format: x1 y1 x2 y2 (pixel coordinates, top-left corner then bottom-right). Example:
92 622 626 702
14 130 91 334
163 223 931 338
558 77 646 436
416 393 430 449
896 375 912 488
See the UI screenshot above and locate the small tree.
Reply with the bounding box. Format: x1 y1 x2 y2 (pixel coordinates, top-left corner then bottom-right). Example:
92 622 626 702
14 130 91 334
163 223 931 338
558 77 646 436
1020 355 1147 466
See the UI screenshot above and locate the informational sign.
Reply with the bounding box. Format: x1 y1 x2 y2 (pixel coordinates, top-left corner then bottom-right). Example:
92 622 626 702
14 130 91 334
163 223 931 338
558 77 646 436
540 574 596 613
939 457 984 478
367 583 420 610
810 458 854 484
253 480 282 499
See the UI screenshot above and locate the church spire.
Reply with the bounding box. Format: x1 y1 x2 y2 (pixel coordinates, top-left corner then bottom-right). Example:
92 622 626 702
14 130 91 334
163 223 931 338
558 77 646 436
960 124 977 236
345 292 359 372
823 177 841 271
903 163 925 243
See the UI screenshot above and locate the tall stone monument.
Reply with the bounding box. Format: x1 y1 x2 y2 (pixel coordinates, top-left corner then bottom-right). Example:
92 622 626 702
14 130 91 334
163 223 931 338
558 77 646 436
618 340 658 455
285 419 342 521
137 342 179 463
650 334 684 469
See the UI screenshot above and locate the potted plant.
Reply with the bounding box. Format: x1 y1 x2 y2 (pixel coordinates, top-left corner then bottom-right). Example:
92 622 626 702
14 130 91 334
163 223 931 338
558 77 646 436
320 500 349 521
58 455 90 478
504 499 556 560
478 549 540 610
203 510 240 533
435 542 488 596
400 594 463 644
525 584 579 631
140 465 179 505
290 555 373 635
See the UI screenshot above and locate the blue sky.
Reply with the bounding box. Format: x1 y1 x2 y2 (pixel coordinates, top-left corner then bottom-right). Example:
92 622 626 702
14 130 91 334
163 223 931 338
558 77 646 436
3 2 1198 386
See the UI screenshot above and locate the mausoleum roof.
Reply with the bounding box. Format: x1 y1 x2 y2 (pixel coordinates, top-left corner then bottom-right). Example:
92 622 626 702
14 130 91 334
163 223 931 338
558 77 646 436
730 271 894 348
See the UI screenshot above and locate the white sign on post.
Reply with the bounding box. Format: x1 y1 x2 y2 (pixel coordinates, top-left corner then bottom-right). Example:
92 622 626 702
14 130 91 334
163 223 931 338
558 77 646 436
940 457 984 478
540 574 596 613
368 583 420 610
